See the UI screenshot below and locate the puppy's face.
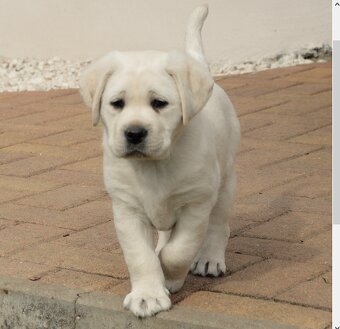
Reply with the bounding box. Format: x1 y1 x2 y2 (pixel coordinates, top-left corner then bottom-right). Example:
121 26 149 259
79 51 214 160
100 57 182 159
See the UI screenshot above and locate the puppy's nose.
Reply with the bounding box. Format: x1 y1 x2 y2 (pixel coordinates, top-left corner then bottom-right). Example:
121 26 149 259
124 126 148 144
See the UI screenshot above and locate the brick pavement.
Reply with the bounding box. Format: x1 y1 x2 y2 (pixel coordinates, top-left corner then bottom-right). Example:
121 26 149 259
0 62 331 328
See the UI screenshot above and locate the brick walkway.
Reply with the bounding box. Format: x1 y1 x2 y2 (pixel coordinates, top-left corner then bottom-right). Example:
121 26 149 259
0 62 331 328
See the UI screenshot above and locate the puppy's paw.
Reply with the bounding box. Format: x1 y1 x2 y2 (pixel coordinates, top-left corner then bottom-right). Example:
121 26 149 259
190 257 226 277
123 288 171 318
165 278 185 293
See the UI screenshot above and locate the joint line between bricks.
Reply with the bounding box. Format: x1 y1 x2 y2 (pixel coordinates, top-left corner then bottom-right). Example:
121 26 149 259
296 104 332 117
1 109 87 127
231 210 292 238
26 128 75 143
251 82 304 98
237 173 309 202
258 146 324 170
310 87 332 96
272 268 332 299
239 223 332 245
283 124 331 142
206 289 332 312
238 100 290 118
0 128 74 150
20 153 103 178
0 182 71 206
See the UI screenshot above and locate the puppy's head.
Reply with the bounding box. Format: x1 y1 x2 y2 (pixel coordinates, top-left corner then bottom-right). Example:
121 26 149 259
79 50 213 160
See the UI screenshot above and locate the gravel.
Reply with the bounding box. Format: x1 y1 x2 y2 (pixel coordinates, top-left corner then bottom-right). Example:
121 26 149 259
0 44 331 92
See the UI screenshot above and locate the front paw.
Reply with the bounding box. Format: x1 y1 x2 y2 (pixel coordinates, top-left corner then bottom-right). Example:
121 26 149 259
123 288 171 318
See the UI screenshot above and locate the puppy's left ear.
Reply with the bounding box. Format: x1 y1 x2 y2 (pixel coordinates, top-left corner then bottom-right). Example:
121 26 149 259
79 52 117 126
167 51 214 125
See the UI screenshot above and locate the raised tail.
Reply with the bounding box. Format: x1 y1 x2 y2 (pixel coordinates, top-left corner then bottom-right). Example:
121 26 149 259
185 5 209 70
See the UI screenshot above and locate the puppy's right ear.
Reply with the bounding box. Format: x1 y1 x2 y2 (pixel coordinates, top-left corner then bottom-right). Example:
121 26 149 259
79 52 117 126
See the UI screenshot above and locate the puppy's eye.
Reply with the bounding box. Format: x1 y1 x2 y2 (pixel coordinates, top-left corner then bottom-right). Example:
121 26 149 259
110 99 125 110
151 99 168 111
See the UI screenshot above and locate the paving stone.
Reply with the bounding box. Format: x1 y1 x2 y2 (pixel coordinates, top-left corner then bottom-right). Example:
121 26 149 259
178 292 331 329
1 108 83 126
0 189 35 204
46 113 92 130
257 90 331 116
224 251 263 274
284 66 332 81
303 230 331 266
232 201 289 223
0 203 69 227
299 104 331 123
54 221 119 252
241 211 331 242
32 129 100 147
0 175 65 193
289 125 331 145
239 115 273 134
260 175 331 199
0 199 112 230
0 151 32 165
236 165 303 197
275 272 331 310
60 198 113 229
236 141 320 170
240 193 331 216
10 242 128 278
229 95 287 116
227 236 318 263
0 223 70 256
0 89 75 107
61 156 103 175
274 83 331 96
33 169 104 187
212 259 328 298
46 90 82 105
228 79 301 98
16 184 106 210
0 219 15 230
237 64 317 80
216 78 247 91
0 257 54 279
265 149 331 177
243 119 329 141
0 63 332 325
229 217 253 235
0 155 71 177
2 141 102 161
40 269 122 292
0 90 76 115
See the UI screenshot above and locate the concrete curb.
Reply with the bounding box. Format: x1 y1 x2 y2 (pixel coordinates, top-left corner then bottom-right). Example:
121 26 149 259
0 277 298 329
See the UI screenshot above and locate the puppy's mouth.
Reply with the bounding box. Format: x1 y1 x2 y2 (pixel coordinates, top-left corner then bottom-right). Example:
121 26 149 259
124 150 148 158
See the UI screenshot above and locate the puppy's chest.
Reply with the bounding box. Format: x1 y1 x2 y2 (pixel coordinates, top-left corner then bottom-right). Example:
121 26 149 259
139 191 179 231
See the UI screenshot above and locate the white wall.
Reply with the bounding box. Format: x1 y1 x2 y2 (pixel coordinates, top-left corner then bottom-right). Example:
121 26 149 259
0 0 331 66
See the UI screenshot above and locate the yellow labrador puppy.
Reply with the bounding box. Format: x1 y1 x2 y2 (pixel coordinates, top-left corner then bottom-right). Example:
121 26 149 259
79 5 240 317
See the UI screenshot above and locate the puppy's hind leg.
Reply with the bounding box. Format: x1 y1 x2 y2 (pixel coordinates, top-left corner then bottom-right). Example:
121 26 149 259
190 171 236 277
155 230 171 255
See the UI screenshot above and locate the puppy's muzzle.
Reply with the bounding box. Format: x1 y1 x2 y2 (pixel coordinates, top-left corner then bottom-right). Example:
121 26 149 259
124 126 148 145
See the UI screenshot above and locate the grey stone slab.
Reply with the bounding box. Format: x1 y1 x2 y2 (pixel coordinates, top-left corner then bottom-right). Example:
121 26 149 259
0 276 298 329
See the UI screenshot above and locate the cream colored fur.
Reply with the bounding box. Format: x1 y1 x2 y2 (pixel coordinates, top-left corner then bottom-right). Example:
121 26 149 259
79 5 240 318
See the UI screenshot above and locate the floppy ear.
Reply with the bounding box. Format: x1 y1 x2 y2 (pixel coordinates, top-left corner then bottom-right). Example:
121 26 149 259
79 52 117 126
166 51 214 125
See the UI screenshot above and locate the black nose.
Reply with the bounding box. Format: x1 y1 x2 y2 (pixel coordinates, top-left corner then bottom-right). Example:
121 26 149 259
124 126 148 145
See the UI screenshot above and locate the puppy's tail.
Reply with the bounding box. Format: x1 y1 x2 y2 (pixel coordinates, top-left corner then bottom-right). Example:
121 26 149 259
185 5 209 70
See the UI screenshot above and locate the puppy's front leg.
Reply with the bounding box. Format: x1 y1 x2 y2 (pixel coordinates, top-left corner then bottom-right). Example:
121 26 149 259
113 203 171 317
159 201 213 293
